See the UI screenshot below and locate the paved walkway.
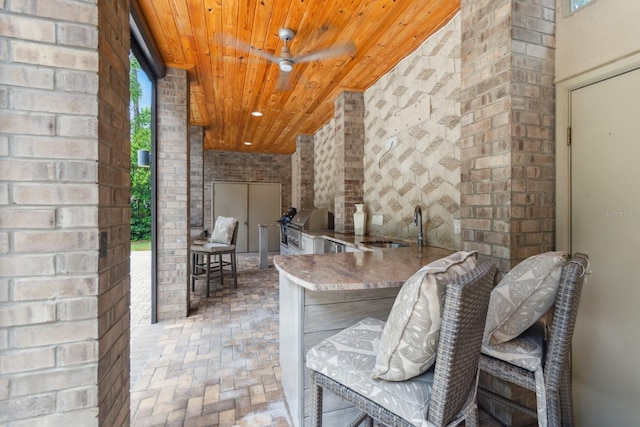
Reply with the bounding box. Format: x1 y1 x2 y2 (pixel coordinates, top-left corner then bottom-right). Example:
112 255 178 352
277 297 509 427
130 251 289 427
129 251 504 427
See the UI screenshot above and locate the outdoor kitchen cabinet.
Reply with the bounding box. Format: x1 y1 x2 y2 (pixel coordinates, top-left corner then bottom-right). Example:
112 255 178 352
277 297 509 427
301 233 324 254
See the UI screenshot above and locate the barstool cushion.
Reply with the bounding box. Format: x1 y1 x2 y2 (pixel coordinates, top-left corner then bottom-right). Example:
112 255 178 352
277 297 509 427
306 317 435 425
481 321 545 371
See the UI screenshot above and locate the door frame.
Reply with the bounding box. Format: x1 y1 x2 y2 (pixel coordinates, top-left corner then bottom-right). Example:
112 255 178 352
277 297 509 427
555 52 640 251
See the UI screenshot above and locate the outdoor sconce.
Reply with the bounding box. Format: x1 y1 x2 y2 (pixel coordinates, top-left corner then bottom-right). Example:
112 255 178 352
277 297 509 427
137 149 150 167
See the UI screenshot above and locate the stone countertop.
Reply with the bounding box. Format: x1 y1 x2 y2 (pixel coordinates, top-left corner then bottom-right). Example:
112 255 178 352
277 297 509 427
274 245 455 291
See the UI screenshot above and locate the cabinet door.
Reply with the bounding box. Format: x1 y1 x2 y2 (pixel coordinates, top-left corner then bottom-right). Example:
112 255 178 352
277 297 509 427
300 235 313 254
212 182 248 252
213 182 281 253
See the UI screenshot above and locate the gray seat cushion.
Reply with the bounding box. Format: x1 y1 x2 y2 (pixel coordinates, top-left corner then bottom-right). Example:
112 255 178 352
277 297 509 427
481 322 545 371
306 317 435 426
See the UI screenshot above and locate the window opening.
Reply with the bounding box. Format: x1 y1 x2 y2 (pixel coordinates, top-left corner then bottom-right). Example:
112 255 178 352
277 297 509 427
571 0 594 12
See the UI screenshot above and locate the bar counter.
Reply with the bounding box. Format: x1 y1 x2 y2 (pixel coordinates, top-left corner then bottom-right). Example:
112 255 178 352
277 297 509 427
274 245 454 426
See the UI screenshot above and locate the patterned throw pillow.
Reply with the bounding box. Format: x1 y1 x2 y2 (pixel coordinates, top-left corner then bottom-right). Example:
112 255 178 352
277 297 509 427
484 251 568 345
209 216 237 244
372 251 478 381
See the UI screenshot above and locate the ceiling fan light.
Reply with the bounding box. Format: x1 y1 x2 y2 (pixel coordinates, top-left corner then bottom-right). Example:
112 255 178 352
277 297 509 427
279 60 293 72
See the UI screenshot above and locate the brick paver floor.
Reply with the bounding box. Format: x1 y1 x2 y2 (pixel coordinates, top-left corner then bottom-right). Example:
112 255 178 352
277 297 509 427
129 251 503 427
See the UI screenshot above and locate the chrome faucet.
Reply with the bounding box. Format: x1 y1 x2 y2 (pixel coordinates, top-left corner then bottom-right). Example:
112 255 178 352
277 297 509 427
414 205 425 247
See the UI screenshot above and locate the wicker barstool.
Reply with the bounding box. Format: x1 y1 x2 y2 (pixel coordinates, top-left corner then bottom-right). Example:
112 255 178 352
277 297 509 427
307 260 498 427
478 253 590 427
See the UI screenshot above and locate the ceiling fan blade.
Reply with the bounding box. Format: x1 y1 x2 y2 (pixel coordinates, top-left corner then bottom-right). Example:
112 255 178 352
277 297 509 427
292 41 356 64
277 70 292 91
215 33 282 64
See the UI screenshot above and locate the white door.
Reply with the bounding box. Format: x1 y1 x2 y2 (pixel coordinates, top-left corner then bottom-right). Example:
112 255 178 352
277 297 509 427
570 67 640 426
212 182 249 252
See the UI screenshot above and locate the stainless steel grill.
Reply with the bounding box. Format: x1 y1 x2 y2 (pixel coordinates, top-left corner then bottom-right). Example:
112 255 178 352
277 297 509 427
286 207 328 251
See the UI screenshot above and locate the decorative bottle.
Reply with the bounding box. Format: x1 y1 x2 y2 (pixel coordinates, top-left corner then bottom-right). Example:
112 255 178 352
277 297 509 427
353 204 367 236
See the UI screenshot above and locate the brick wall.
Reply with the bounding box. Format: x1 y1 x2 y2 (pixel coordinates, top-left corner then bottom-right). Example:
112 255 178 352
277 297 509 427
0 1 131 425
156 68 190 320
203 150 291 228
190 126 204 228
460 0 556 273
460 0 556 423
292 134 314 209
333 91 365 233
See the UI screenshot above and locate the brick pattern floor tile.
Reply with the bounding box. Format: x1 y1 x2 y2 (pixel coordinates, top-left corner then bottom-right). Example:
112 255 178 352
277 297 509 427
130 251 504 427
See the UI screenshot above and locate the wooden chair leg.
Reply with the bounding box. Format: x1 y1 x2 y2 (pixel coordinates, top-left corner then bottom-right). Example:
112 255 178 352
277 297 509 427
310 383 323 426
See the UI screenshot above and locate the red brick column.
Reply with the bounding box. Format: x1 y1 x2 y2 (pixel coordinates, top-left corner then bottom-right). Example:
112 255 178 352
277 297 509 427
334 91 365 233
460 0 556 273
0 1 131 425
190 126 204 229
156 68 190 320
292 134 315 209
461 0 556 424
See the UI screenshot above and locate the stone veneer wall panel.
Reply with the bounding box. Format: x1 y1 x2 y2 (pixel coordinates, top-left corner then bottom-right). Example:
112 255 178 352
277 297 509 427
313 120 337 213
156 68 190 320
362 14 462 250
0 1 131 425
203 151 291 229
190 126 204 228
460 0 556 273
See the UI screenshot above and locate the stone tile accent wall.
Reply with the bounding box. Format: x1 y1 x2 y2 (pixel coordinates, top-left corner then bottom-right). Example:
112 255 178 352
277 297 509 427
313 120 337 214
190 126 204 228
333 92 365 233
362 14 462 249
203 151 291 228
292 134 314 209
460 0 556 272
156 68 190 320
0 1 130 425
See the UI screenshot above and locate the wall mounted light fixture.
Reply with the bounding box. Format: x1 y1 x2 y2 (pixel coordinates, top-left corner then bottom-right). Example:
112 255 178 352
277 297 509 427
137 149 150 167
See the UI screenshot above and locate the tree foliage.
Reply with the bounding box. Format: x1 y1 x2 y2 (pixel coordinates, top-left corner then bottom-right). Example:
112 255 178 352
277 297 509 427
130 56 152 241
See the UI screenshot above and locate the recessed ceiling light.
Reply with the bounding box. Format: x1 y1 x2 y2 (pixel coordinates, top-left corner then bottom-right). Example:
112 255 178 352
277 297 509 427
243 141 252 146
251 111 263 117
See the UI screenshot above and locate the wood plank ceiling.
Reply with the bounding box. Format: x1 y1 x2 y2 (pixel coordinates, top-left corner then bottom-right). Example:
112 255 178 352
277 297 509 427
136 0 460 154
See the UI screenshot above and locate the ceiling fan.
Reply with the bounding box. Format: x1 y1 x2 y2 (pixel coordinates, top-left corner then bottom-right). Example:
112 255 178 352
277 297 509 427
230 28 356 90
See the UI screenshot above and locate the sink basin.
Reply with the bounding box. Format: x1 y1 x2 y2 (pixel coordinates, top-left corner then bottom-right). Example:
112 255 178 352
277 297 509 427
361 240 410 248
